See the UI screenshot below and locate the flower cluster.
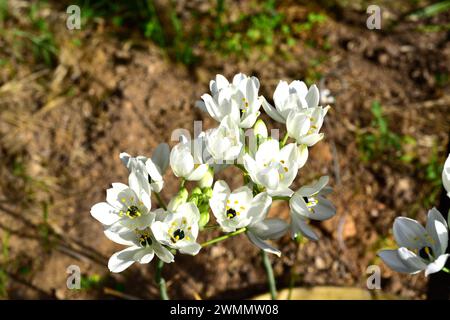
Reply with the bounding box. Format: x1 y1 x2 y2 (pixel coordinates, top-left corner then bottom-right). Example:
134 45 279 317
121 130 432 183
91 73 335 273
379 154 450 276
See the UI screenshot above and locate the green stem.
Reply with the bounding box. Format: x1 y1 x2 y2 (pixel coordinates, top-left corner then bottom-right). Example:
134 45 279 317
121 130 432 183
155 259 169 300
235 164 247 174
261 250 277 300
442 267 450 274
201 228 246 247
180 178 186 188
154 192 167 210
280 132 289 147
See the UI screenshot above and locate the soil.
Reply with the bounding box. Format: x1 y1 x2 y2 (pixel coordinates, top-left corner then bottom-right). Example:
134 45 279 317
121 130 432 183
0 0 449 299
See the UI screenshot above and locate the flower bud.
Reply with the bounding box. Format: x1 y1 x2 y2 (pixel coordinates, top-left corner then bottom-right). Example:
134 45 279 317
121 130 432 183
198 167 214 188
168 187 188 211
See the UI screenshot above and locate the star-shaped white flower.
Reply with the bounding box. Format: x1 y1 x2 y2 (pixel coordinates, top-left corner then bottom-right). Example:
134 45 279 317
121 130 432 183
243 139 298 196
205 115 244 164
90 168 153 230
196 73 261 129
378 208 449 276
105 221 174 273
261 80 319 124
120 143 170 193
210 180 288 256
170 134 209 181
151 202 202 256
286 105 330 147
289 176 336 240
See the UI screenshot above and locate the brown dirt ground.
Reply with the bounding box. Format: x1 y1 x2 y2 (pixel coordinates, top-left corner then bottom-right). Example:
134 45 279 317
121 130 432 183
0 1 449 299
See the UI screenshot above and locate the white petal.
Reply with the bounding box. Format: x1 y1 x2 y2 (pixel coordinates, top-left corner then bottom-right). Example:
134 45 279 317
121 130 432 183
442 154 450 197
247 231 281 257
153 241 175 263
249 218 288 239
425 254 449 276
119 152 132 169
426 207 448 255
152 143 170 173
291 215 318 240
179 242 201 255
273 80 289 110
289 80 308 98
297 176 329 196
255 139 279 164
135 248 155 264
106 183 132 210
104 225 137 246
247 192 272 223
296 144 308 168
378 249 422 274
186 164 209 181
397 247 427 271
393 217 428 249
91 202 121 225
300 133 324 146
201 93 222 122
260 96 285 123
108 246 141 273
258 167 280 190
305 84 319 108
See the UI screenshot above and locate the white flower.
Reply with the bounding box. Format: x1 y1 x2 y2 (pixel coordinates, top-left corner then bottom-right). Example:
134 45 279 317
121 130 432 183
90 169 153 230
104 221 174 273
243 139 298 196
286 105 330 147
378 208 449 276
197 73 261 129
289 176 336 240
170 134 209 181
261 80 319 124
151 202 202 255
205 115 244 163
120 143 170 193
210 180 288 256
443 153 450 198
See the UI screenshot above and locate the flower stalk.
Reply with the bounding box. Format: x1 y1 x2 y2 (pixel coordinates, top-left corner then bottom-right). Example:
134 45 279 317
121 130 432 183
261 250 277 300
155 259 169 300
201 228 246 247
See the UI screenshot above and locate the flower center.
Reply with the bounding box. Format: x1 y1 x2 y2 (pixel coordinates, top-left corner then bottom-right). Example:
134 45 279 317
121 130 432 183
303 196 318 213
227 208 237 219
139 234 153 247
126 205 141 219
418 246 434 260
172 229 185 242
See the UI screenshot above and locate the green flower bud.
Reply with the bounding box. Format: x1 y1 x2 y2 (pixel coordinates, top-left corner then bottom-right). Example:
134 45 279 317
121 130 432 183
168 187 188 211
199 210 210 229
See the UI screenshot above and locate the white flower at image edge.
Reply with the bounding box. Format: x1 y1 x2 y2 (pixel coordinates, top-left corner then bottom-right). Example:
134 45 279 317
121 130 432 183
120 143 170 193
289 176 336 240
170 134 209 181
205 115 244 163
151 202 202 255
90 169 153 230
378 208 449 276
210 180 289 256
443 153 450 198
196 73 261 129
105 220 174 273
261 80 319 123
243 139 298 196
